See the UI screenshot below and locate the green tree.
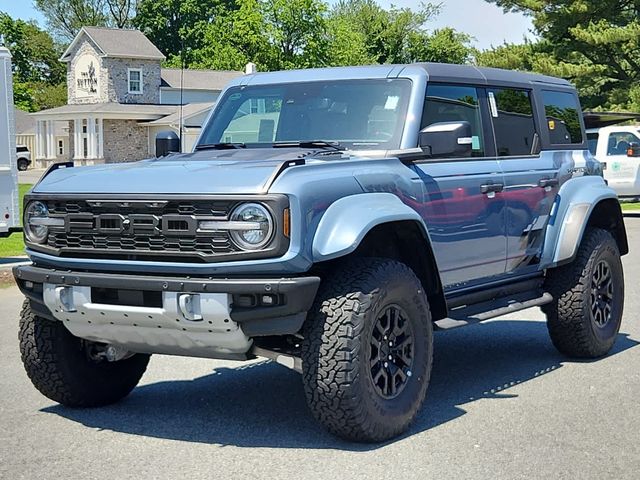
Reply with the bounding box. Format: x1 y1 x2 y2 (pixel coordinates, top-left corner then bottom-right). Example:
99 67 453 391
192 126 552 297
135 0 473 72
35 0 138 41
327 0 471 65
483 0 640 110
186 0 274 71
0 12 67 111
408 27 473 64
134 0 226 65
261 0 329 69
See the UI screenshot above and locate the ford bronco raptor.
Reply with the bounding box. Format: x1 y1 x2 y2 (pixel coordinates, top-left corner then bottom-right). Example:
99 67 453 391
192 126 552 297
14 64 628 443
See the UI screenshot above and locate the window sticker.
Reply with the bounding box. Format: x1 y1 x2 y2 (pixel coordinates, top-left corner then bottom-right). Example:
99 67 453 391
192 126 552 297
548 120 556 130
488 92 498 117
472 135 481 150
384 96 400 110
229 93 242 101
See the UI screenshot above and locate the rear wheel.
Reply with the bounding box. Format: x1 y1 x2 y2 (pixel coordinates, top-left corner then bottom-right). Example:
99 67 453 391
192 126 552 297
543 228 624 358
19 300 150 407
301 258 433 442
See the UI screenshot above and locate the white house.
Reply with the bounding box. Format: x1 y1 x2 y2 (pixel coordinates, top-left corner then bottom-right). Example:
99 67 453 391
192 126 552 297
31 27 244 167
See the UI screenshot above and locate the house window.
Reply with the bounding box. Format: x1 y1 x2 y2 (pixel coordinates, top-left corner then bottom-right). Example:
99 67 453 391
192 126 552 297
128 68 143 94
58 140 64 156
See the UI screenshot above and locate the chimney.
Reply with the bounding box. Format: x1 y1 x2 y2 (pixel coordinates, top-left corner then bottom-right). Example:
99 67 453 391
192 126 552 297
245 62 257 75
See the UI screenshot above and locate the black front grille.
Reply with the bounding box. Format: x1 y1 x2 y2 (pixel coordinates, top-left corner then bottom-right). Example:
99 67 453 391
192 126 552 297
45 199 241 261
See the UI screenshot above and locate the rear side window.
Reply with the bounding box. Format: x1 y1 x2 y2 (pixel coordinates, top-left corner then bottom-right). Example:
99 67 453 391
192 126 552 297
542 90 583 145
488 88 537 156
586 132 598 155
422 84 484 157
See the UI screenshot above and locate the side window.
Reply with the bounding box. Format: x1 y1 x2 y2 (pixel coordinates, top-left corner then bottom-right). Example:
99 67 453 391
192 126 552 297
542 90 583 145
606 132 640 156
422 84 484 157
586 132 599 155
488 88 537 156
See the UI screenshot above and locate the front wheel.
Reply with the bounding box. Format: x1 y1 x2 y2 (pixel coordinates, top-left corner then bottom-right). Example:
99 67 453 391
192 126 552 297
301 258 433 442
543 228 624 358
19 300 150 407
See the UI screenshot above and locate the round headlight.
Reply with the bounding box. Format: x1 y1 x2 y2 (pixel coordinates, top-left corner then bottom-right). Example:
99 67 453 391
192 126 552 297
24 201 50 244
229 203 273 250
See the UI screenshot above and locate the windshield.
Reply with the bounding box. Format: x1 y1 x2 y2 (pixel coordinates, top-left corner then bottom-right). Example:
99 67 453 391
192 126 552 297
198 79 412 150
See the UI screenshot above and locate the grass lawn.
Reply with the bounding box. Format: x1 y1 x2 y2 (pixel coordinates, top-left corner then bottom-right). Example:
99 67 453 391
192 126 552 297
620 202 640 211
0 184 32 258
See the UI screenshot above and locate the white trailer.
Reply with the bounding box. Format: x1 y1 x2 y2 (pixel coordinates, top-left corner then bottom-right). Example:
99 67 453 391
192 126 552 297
0 46 20 237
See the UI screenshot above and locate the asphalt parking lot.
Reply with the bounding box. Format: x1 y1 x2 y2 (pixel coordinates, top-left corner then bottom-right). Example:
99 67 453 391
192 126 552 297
1 219 639 480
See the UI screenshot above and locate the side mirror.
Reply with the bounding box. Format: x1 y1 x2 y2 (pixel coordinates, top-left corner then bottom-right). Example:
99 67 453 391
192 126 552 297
418 121 473 158
627 142 640 157
155 130 180 157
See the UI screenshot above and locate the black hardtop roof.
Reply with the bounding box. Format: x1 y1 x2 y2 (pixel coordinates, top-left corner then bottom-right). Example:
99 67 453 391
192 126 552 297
413 62 573 89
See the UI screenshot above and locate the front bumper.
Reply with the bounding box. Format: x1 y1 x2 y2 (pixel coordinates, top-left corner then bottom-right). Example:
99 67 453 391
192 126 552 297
14 265 320 359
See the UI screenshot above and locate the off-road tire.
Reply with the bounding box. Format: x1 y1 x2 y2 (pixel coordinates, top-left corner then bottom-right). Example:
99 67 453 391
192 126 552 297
19 300 150 407
542 228 624 358
301 258 433 442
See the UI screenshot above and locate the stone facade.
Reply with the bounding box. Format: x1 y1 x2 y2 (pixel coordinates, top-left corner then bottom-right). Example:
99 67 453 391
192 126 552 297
103 120 149 163
103 57 161 104
67 32 161 105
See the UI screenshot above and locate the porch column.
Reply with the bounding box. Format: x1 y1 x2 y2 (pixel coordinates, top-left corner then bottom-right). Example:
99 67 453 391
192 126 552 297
87 116 96 159
46 120 56 159
73 118 83 160
97 118 104 159
35 120 44 159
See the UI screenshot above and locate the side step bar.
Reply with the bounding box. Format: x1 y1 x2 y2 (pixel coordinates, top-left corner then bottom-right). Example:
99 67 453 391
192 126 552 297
435 292 553 330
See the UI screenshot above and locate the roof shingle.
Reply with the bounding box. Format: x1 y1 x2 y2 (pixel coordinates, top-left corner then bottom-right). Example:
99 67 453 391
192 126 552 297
61 27 165 61
160 68 243 91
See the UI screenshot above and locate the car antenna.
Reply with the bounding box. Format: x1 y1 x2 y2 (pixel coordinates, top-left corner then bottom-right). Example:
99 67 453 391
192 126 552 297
178 13 185 153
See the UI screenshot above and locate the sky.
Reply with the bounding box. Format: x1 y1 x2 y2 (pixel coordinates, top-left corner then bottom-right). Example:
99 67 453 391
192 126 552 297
0 0 534 51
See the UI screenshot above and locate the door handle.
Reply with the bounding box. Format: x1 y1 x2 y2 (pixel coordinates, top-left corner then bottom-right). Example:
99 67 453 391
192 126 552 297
538 178 559 188
480 183 504 194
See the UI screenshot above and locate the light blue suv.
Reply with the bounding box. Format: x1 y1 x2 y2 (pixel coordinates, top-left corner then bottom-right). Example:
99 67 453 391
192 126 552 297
15 63 628 442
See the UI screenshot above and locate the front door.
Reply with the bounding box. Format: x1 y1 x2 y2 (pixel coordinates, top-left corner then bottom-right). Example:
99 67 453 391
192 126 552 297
412 84 507 289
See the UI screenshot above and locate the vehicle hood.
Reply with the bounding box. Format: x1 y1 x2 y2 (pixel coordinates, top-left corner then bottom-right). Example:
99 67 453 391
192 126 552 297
32 149 333 195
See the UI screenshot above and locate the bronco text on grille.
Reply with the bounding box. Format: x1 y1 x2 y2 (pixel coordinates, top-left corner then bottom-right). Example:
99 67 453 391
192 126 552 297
31 196 289 262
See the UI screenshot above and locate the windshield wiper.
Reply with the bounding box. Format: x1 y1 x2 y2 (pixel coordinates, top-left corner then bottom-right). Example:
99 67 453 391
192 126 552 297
272 140 345 151
195 142 246 150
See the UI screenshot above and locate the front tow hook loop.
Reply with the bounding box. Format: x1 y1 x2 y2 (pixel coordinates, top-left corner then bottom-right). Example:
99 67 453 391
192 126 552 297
178 293 203 321
55 286 76 312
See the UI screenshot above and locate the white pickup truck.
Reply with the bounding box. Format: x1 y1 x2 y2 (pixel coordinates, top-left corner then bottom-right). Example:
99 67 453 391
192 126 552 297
587 124 640 198
0 47 20 237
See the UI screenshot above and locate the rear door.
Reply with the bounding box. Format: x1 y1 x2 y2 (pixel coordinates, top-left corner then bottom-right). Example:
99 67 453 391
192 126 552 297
412 83 507 288
601 130 640 196
487 87 560 274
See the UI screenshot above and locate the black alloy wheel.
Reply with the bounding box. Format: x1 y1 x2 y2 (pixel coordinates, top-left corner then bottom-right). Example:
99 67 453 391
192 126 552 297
369 305 414 399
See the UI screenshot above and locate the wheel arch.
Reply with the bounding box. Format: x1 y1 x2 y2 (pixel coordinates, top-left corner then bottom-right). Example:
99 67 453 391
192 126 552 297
543 176 628 267
311 193 447 320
